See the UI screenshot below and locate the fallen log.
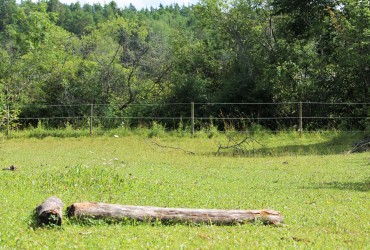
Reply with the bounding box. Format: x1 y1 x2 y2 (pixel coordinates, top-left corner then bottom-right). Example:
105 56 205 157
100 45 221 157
35 196 63 226
67 202 283 225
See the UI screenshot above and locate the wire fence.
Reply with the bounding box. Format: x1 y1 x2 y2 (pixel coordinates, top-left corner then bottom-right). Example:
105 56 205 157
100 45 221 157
2 102 369 134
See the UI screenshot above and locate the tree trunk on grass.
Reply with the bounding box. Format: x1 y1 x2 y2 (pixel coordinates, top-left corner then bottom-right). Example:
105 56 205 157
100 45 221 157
67 202 283 225
35 196 63 226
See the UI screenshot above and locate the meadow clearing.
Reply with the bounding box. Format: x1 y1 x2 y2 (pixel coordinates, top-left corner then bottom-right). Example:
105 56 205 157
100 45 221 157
0 129 369 249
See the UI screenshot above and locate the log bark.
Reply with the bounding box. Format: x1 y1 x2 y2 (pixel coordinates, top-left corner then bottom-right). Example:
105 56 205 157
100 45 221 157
67 202 283 225
35 196 63 226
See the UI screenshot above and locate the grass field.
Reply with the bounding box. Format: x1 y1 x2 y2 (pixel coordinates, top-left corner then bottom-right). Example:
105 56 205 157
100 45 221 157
0 130 369 249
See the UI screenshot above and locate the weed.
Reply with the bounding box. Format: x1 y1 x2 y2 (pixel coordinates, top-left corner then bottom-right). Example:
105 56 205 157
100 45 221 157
148 121 166 138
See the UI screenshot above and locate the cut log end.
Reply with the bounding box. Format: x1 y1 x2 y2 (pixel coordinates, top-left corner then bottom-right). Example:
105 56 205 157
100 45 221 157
37 211 62 226
35 196 63 226
257 210 284 225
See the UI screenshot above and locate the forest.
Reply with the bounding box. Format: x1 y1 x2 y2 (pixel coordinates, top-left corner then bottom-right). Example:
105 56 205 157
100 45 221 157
0 0 369 131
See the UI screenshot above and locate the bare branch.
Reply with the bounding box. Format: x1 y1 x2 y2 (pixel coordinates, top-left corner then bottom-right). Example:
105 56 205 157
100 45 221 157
119 68 135 110
217 135 261 155
347 137 370 154
150 141 196 155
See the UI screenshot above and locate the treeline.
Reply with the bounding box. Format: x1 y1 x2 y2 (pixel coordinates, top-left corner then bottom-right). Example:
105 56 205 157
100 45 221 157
0 0 368 130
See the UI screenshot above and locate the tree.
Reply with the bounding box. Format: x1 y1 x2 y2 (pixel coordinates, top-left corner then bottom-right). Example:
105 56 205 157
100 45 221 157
270 0 369 128
0 0 18 33
64 16 173 127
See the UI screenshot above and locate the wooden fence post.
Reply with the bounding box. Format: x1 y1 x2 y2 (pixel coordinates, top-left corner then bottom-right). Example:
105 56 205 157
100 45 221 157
299 102 303 137
6 105 10 138
191 102 195 135
90 104 93 135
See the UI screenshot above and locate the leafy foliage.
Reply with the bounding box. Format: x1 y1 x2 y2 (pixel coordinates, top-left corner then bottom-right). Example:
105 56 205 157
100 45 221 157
0 0 368 131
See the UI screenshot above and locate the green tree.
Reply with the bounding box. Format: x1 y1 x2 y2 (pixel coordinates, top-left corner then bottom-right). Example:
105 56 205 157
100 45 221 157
0 0 18 33
6 3 54 53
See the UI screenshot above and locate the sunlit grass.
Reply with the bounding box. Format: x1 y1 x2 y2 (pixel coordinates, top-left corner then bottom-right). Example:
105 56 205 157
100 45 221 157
0 130 369 249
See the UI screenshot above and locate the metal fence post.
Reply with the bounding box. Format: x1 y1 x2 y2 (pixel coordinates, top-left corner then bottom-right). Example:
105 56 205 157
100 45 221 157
299 102 303 137
90 104 93 135
191 102 195 135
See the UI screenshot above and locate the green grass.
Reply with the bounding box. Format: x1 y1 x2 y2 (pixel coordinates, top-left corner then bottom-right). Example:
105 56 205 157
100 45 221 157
0 130 369 249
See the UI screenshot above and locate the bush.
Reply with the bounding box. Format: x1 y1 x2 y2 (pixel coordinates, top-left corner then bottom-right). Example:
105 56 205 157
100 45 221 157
148 121 166 138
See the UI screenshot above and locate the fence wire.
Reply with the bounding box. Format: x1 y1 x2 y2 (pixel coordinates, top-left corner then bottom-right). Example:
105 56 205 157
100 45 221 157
2 102 369 133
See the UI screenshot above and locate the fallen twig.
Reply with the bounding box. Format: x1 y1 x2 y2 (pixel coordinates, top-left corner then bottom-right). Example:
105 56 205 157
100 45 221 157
217 135 261 155
347 137 370 154
150 141 196 155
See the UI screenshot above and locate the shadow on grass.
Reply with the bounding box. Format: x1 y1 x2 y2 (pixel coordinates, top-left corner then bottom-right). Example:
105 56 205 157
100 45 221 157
66 216 275 227
215 132 369 157
308 178 370 192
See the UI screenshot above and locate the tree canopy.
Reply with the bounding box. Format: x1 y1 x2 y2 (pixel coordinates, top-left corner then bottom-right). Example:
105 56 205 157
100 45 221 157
0 0 368 130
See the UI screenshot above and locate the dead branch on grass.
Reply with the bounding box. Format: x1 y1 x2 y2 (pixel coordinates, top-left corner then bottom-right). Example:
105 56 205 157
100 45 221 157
216 135 262 155
150 141 196 155
347 137 370 154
